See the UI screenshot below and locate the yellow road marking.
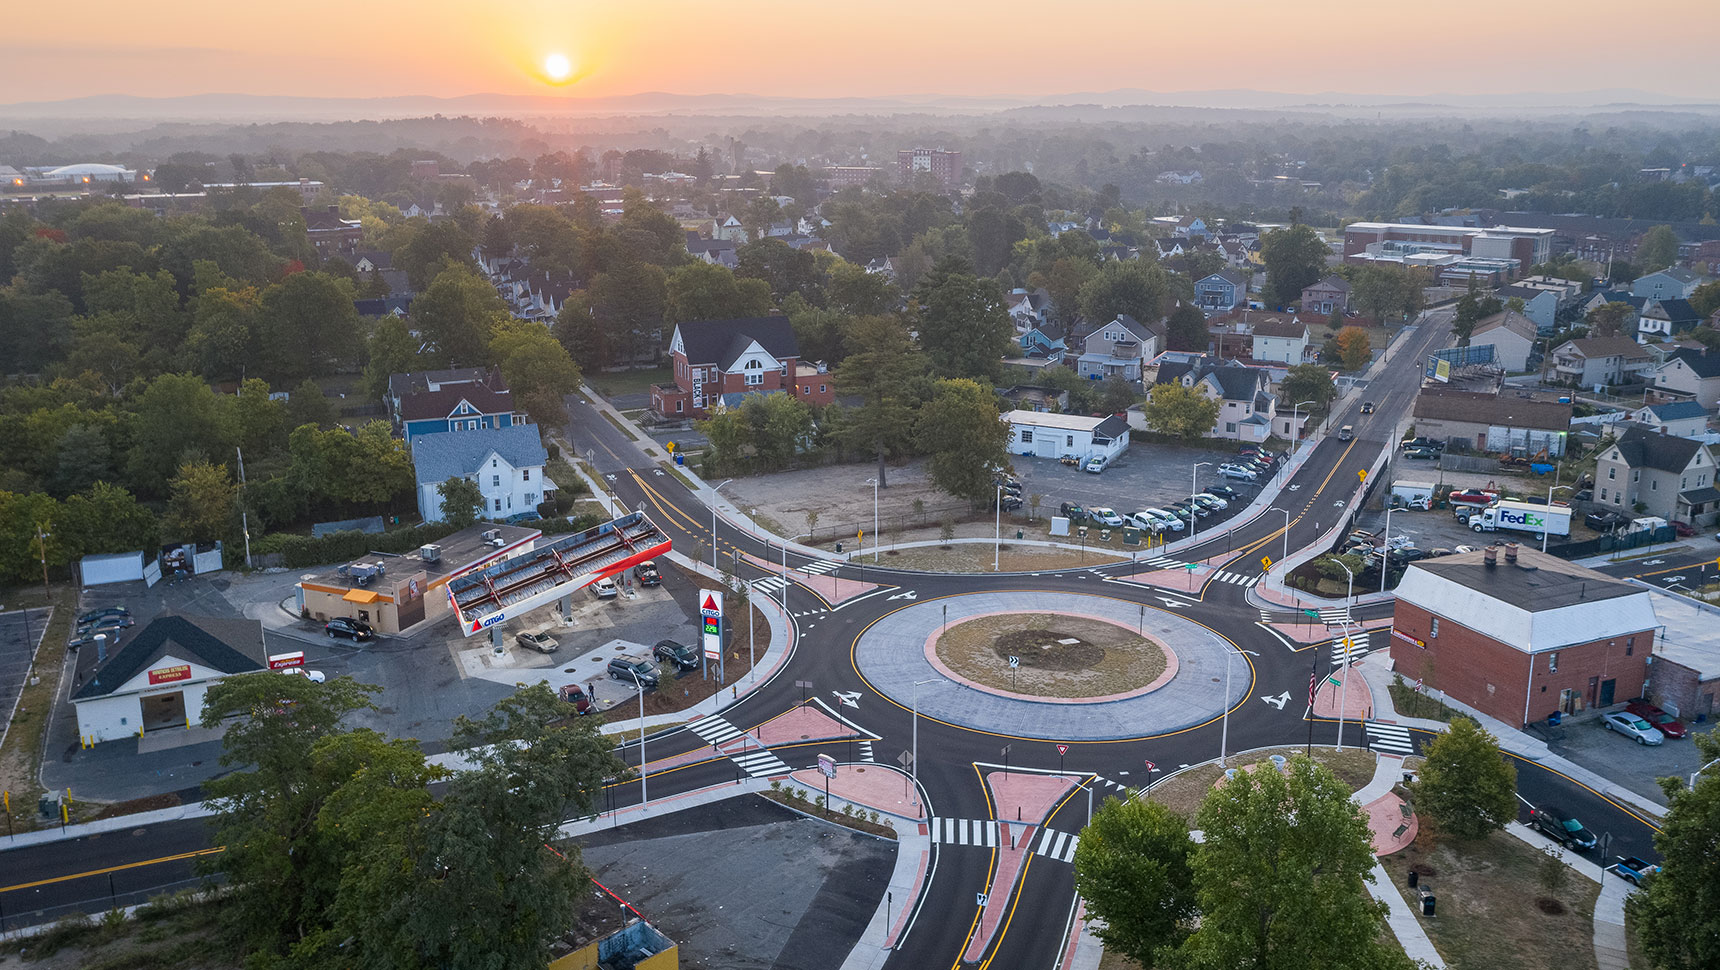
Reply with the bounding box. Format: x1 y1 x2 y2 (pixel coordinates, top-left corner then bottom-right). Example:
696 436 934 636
0 847 225 894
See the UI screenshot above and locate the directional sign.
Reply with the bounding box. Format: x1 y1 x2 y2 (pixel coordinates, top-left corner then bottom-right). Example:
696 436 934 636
700 590 724 660
1260 691 1290 709
1056 744 1068 756
1303 608 1321 618
1288 484 1301 491
976 893 989 907
1157 597 1189 609
1008 656 1020 669
1327 676 1343 687
832 690 861 709
887 590 919 600
817 753 837 779
1261 556 1273 571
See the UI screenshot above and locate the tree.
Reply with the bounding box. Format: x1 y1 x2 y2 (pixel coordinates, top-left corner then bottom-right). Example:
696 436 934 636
490 321 581 428
126 373 236 495
665 261 773 322
1165 302 1209 352
233 377 285 456
915 271 1012 383
255 271 362 383
1260 225 1331 306
1098 377 1141 414
563 259 668 369
1586 301 1637 340
1140 383 1219 440
826 260 899 317
413 264 510 366
1279 363 1337 413
1690 280 1720 320
916 378 1011 502
438 476 483 527
835 315 927 487
1335 326 1372 371
167 460 237 543
184 283 261 381
361 315 423 399
59 482 158 557
1636 224 1680 273
394 218 476 290
1451 286 1504 347
287 377 338 431
1349 265 1425 323
1175 757 1412 970
737 237 822 305
1072 797 1195 968
1410 717 1518 841
1629 728 1720 970
1078 261 1175 325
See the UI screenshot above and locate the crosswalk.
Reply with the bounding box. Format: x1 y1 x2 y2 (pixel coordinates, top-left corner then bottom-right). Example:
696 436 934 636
753 577 789 594
1330 631 1372 667
731 747 792 777
801 559 843 575
1141 556 1189 568
1364 721 1415 755
925 818 1082 863
687 715 792 777
687 715 747 747
1142 557 1260 587
857 740 874 762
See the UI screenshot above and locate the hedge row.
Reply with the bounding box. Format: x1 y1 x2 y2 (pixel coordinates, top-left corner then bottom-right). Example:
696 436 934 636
252 513 605 570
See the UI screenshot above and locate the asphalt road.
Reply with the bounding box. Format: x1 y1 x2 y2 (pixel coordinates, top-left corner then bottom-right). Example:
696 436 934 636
0 308 1665 963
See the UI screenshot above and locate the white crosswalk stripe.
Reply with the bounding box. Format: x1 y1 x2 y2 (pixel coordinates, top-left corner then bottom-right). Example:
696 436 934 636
1212 570 1261 586
857 740 874 762
928 818 999 847
1330 632 1372 667
1317 607 1354 623
1364 722 1415 755
800 559 843 574
687 716 745 746
731 749 791 777
753 577 788 593
1144 556 1186 568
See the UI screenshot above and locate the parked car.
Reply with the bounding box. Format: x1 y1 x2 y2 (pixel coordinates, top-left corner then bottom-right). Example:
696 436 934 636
1218 463 1259 481
1672 521 1696 538
1127 511 1167 533
634 560 662 586
1087 507 1125 527
1402 447 1439 460
1059 502 1088 523
79 614 134 635
1447 489 1498 506
1206 485 1241 501
1084 455 1108 474
1584 511 1630 532
1401 436 1445 452
67 632 117 652
1194 492 1230 510
1600 711 1664 745
280 667 327 684
1624 701 1688 739
653 638 700 671
994 477 1023 495
1178 499 1212 518
77 607 129 626
990 492 1024 512
1613 856 1660 885
1529 806 1597 851
324 617 374 641
608 654 660 688
1142 508 1185 531
558 683 595 715
1360 401 1376 414
515 631 559 654
591 576 619 599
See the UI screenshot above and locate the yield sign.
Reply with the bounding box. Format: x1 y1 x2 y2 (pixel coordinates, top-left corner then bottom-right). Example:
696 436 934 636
1143 760 1156 772
1056 744 1068 756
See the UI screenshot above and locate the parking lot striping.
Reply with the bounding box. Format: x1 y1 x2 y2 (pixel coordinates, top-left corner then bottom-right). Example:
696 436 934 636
1363 722 1415 755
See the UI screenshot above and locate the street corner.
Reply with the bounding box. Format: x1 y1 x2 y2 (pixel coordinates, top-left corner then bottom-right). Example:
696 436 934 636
787 762 920 819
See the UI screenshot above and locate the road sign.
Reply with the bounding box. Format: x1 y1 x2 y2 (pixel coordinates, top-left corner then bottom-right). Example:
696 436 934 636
267 651 305 670
1143 759 1156 771
976 893 989 907
1261 556 1272 571
700 590 724 660
1008 656 1020 668
1303 608 1320 618
1327 676 1342 687
1358 470 1367 482
817 754 837 779
1056 744 1068 756
898 750 914 769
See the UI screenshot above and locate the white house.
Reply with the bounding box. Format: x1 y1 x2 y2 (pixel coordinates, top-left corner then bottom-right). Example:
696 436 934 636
1631 268 1698 302
71 616 268 744
1632 401 1710 439
1250 317 1309 365
413 424 552 523
1002 411 1131 463
1496 284 1560 333
1467 310 1539 372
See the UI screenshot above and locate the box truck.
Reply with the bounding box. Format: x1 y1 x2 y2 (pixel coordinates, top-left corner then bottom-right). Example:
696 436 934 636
1468 500 1572 538
1390 481 1436 510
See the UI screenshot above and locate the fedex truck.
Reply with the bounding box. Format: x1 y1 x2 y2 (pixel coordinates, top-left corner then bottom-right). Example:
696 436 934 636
1468 500 1572 538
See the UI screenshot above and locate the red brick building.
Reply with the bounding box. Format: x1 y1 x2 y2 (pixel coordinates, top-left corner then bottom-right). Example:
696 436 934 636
897 149 962 190
301 205 362 258
651 316 834 419
1389 543 1658 727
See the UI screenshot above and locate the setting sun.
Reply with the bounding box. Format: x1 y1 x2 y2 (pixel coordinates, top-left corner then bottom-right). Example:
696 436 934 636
543 52 573 83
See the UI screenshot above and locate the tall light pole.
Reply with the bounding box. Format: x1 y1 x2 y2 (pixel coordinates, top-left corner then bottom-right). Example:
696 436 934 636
1333 559 1355 753
711 479 733 572
1190 461 1211 542
1379 506 1395 594
1544 485 1572 553
1267 507 1292 565
1691 756 1720 791
621 667 649 810
1219 648 1260 766
865 478 880 563
994 483 1003 572
911 677 946 814
781 531 811 609
1290 399 1316 452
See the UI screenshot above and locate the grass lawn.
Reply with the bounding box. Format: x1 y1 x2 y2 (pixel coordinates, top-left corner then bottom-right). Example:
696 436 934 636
1138 746 1378 824
935 613 1167 698
1 890 244 969
0 583 84 830
1388 680 1462 721
872 544 1128 573
585 367 672 400
1380 829 1600 970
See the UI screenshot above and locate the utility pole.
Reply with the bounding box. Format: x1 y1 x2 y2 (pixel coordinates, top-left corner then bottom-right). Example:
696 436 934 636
236 447 253 568
35 523 51 600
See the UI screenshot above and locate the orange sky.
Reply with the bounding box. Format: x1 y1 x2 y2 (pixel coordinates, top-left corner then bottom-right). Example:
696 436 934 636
5 0 1719 103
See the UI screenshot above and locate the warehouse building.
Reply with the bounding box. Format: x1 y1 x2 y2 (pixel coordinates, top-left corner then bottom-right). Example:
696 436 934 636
71 616 268 744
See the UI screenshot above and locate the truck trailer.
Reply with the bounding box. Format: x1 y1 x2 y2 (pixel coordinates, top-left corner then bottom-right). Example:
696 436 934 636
1468 500 1572 538
1390 481 1436 510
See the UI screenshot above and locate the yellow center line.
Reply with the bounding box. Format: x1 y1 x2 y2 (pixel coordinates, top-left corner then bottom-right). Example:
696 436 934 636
0 847 226 894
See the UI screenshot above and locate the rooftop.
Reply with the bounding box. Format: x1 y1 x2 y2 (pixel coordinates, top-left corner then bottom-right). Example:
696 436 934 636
72 615 268 701
303 522 541 590
1413 389 1572 431
411 425 548 486
1644 586 1720 680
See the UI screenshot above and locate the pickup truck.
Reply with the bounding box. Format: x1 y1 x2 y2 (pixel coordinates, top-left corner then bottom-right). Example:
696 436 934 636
1612 856 1660 885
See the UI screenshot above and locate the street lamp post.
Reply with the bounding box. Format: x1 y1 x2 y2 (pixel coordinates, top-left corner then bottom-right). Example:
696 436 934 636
1379 506 1394 594
994 483 1002 572
1267 506 1292 565
621 667 649 810
911 678 946 814
1190 462 1211 542
1290 399 1316 454
1333 560 1355 752
711 479 733 572
1220 648 1260 767
1544 485 1572 553
865 478 880 563
1691 757 1720 790
781 532 811 609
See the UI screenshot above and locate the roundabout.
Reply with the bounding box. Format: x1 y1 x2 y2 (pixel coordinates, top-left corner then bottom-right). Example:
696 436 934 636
853 591 1253 741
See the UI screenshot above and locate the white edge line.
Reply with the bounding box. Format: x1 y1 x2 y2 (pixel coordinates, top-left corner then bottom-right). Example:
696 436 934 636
809 695 884 740
1254 621 1296 652
825 586 898 613
970 761 1086 777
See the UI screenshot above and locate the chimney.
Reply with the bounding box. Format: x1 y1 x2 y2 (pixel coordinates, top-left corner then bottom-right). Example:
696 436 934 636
1505 542 1519 563
1484 546 1498 568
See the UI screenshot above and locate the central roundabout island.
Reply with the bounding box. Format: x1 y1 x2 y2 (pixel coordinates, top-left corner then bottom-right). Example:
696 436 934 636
855 592 1250 741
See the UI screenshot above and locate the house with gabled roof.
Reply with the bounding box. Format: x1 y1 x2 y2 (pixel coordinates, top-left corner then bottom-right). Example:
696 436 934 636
1019 320 1067 362
1468 309 1540 371
651 316 831 419
72 615 269 743
1194 270 1249 312
1548 335 1655 387
1636 298 1701 344
388 368 522 444
1593 423 1716 525
1653 347 1720 410
1631 268 1698 302
1631 400 1710 439
1300 275 1351 316
413 424 552 523
1250 316 1310 365
1147 356 1285 442
1077 314 1165 382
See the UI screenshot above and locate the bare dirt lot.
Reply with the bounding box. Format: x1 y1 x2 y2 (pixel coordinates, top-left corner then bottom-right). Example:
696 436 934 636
935 613 1167 698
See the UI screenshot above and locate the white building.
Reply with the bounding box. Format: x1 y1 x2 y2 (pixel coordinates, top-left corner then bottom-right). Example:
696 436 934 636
412 424 552 523
1250 317 1309 365
71 616 268 744
1002 411 1130 463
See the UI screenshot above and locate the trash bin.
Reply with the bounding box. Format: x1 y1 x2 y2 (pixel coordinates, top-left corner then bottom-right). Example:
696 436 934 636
1407 870 1419 889
675 454 684 466
1548 711 1563 726
1016 530 1023 540
834 542 843 554
1421 893 1436 917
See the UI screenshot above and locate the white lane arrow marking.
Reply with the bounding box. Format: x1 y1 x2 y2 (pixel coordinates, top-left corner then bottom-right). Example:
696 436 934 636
1288 484 1302 491
832 690 861 709
1157 597 1189 609
887 590 918 600
1641 559 1665 566
1260 691 1291 709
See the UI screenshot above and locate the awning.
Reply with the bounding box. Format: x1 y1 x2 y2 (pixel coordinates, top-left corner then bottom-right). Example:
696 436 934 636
342 588 380 604
1679 486 1720 505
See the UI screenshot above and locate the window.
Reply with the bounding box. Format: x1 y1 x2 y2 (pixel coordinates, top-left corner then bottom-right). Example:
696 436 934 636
1021 429 1034 443
522 469 530 481
1608 467 1615 480
1226 422 1237 433
1066 435 1074 446
676 401 683 413
1548 651 1559 673
490 475 499 486
1626 636 1635 656
820 384 827 394
492 459 498 468
1430 617 1439 638
1600 488 1608 501
494 499 502 511
1651 480 1657 490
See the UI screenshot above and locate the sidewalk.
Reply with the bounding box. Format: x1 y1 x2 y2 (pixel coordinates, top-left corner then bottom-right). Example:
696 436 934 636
1352 756 1444 968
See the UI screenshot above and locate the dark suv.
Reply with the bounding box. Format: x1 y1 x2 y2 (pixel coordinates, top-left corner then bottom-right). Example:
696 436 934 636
1529 806 1596 851
634 560 663 587
607 654 660 689
653 639 700 671
325 617 375 641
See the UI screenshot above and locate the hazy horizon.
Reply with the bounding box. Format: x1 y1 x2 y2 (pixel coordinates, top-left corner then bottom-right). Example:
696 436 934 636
7 0 1720 106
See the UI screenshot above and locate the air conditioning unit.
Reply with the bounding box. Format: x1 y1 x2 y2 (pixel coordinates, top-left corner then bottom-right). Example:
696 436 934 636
420 544 442 563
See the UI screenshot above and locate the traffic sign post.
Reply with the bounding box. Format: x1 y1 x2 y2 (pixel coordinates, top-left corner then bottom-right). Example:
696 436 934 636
1056 743 1068 775
700 591 724 682
817 754 836 816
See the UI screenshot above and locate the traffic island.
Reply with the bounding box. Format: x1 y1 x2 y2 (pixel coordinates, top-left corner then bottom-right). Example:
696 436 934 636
929 612 1174 700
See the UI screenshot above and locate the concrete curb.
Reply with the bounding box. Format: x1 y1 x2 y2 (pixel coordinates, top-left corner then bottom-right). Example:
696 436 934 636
0 800 219 850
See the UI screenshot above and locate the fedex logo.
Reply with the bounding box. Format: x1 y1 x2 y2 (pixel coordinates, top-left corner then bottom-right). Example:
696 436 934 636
1497 508 1544 528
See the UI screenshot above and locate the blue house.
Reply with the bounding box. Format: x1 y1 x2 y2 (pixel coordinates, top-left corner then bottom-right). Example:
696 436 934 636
1630 268 1698 302
388 368 523 445
1193 270 1249 312
1019 321 1067 362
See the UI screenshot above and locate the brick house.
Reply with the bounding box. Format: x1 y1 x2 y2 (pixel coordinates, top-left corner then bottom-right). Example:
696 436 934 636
651 316 832 419
1390 544 1658 726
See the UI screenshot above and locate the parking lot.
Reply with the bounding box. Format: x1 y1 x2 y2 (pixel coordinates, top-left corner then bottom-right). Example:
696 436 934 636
0 607 52 744
1543 711 1709 807
1009 439 1278 523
